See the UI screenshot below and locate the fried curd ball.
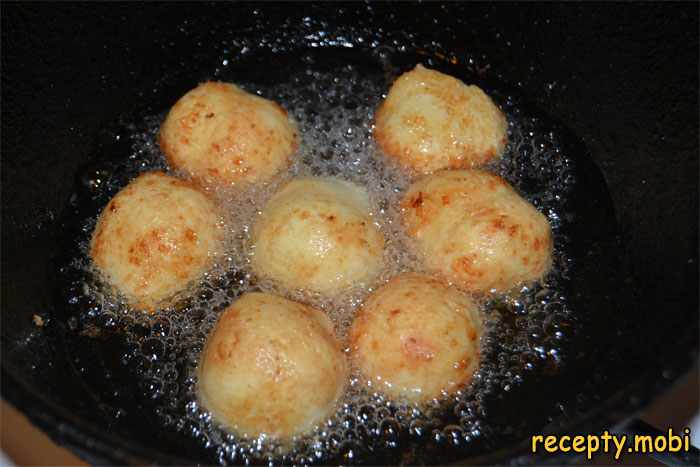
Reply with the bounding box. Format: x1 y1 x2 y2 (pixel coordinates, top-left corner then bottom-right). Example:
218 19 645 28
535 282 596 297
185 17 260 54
350 273 482 403
159 81 299 188
198 292 347 439
401 170 553 293
251 177 385 296
374 64 507 174
90 172 223 310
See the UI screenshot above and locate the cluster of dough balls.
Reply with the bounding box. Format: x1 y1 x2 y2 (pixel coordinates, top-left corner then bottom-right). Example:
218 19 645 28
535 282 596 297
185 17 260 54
350 273 482 403
401 170 553 293
374 64 507 174
197 292 347 439
88 68 553 442
251 177 385 296
159 81 299 188
90 172 223 310
91 81 300 309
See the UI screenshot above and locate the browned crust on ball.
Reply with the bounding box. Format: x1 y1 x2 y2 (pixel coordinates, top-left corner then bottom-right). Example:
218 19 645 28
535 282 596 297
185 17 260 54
374 65 507 175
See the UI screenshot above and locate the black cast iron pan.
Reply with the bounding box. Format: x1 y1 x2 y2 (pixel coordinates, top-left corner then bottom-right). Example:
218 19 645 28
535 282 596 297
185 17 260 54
1 3 698 465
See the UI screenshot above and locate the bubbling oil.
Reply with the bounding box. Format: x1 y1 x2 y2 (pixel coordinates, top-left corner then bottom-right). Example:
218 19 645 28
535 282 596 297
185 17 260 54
55 55 580 465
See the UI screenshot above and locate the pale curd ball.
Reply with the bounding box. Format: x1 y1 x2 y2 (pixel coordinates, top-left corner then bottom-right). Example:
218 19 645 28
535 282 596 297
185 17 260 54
374 64 507 174
349 273 482 403
90 172 223 310
401 170 553 293
197 292 347 439
159 81 299 187
251 177 385 296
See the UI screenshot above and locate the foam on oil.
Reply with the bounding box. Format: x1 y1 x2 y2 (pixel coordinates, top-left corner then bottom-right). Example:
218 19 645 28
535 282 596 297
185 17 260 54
57 59 578 465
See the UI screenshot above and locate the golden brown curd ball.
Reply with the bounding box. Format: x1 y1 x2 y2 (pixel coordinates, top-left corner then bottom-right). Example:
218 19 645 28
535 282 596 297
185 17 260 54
401 170 553 293
349 273 482 403
251 177 385 296
197 292 347 439
90 172 223 310
374 64 507 174
159 81 299 188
